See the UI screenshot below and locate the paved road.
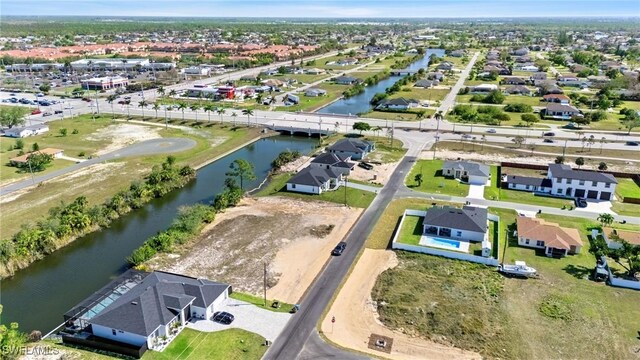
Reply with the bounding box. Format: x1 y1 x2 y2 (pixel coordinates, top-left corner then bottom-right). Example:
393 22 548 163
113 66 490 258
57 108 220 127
0 137 196 195
436 51 480 115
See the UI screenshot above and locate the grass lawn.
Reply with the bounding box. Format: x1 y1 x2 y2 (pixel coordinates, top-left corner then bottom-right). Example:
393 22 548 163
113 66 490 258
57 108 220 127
275 83 346 112
143 328 266 360
229 292 294 313
279 73 328 84
321 134 406 164
611 202 640 217
363 109 435 121
397 215 423 246
254 172 375 208
389 87 449 102
615 178 640 200
456 94 543 107
406 159 470 196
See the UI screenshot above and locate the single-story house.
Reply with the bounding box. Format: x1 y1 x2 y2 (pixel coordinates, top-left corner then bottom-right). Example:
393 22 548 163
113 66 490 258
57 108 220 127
305 68 325 75
502 76 527 85
512 47 529 56
305 88 327 97
62 270 231 358
602 227 640 249
376 97 419 111
520 65 539 72
515 55 532 63
542 94 570 104
544 103 582 120
336 58 358 66
441 160 490 185
414 79 437 88
309 152 355 176
286 166 340 194
9 148 64 166
503 85 532 95
261 79 284 87
334 76 359 85
506 175 552 193
436 62 454 71
422 205 488 242
470 84 499 94
516 216 583 258
3 124 50 138
426 72 445 81
327 138 375 160
531 72 548 85
449 49 465 57
557 74 584 87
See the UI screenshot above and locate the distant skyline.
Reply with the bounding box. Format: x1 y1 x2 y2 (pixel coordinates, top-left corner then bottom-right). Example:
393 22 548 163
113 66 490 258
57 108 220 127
2 0 639 18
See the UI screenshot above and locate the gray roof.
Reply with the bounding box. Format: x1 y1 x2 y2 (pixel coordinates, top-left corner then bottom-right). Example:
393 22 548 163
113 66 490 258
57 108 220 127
311 153 355 168
288 166 339 187
442 160 490 177
414 80 435 88
90 271 229 337
504 85 531 94
507 175 552 187
381 97 418 106
545 103 580 113
548 164 617 184
335 76 357 83
423 206 487 233
327 138 372 154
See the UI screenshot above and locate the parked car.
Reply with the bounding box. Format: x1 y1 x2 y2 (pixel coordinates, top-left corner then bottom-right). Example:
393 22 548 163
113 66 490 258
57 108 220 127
212 311 234 325
486 128 497 133
543 132 555 136
358 162 374 170
31 109 42 115
625 141 639 146
543 138 554 143
36 93 44 97
331 242 347 256
575 198 588 208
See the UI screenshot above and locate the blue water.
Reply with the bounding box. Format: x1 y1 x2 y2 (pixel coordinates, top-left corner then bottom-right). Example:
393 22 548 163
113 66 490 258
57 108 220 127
316 48 446 116
423 237 461 249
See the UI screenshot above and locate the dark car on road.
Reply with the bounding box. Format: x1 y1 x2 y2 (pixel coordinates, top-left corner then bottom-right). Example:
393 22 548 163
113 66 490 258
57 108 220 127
543 138 554 143
625 141 639 146
54 110 63 114
575 198 588 208
212 311 234 325
332 242 347 256
543 132 555 136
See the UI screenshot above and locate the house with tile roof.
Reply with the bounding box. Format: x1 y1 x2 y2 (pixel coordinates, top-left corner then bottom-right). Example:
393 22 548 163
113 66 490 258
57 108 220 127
516 216 583 258
602 227 640 249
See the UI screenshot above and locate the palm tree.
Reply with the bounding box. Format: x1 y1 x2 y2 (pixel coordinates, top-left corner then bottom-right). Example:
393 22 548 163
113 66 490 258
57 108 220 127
177 102 187 121
242 108 254 126
189 104 200 121
372 126 383 139
157 86 165 97
138 100 148 119
152 103 161 119
169 89 177 98
231 111 238 126
597 213 614 228
203 104 215 122
217 108 227 124
121 59 128 78
106 94 117 121
480 134 486 151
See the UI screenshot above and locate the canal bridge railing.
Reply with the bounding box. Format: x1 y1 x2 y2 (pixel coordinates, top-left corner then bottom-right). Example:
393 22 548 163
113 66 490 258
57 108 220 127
268 125 333 137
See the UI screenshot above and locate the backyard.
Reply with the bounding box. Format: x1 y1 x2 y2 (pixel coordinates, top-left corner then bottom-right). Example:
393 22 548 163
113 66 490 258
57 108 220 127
406 159 470 196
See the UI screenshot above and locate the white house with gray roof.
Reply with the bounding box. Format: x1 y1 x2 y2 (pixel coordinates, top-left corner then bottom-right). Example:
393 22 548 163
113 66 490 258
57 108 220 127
286 166 340 194
547 163 617 200
309 152 355 176
442 160 491 185
326 138 375 160
422 205 488 242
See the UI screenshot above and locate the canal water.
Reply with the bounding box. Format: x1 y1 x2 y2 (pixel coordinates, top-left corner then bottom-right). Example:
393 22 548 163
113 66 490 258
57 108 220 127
316 48 446 116
0 135 317 333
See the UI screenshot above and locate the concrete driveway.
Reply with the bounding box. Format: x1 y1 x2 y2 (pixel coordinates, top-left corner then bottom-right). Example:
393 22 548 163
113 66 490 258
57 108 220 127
583 200 615 214
187 298 291 342
467 183 486 199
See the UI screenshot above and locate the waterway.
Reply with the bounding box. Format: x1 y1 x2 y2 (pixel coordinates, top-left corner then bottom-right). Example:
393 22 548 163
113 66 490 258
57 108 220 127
316 48 446 116
0 135 317 333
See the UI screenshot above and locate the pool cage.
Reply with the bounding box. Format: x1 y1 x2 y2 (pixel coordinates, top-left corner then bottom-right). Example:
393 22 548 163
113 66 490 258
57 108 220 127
63 269 148 331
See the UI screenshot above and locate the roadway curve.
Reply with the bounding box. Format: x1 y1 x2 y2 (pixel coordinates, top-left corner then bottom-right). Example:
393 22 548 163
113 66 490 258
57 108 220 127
0 137 196 196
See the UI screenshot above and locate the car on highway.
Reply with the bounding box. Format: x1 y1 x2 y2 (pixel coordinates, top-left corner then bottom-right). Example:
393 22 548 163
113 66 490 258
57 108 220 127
36 93 44 97
31 109 42 115
63 104 74 109
212 311 234 325
42 112 53 117
625 141 639 146
575 198 588 208
54 110 63 114
543 138 554 143
543 132 555 136
462 134 472 139
331 242 347 256
486 128 496 133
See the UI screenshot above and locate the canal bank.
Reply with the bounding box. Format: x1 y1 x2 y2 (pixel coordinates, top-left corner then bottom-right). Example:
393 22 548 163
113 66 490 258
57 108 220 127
0 135 318 333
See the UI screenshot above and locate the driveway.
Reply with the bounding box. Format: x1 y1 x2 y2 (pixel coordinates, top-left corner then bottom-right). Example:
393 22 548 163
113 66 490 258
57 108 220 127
187 298 291 342
583 200 615 214
467 184 485 199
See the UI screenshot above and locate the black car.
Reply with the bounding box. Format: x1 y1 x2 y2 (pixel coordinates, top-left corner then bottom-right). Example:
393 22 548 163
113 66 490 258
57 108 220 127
543 138 554 143
625 141 639 146
212 311 235 325
575 198 588 208
358 162 374 170
332 242 347 256
543 132 555 137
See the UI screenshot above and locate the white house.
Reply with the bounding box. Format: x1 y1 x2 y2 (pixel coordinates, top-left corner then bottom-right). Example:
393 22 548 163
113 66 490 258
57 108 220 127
3 124 49 138
183 66 211 76
547 163 617 200
516 216 583 257
441 160 490 185
520 65 539 72
309 152 355 176
422 205 488 243
305 88 327 97
469 84 499 94
506 175 552 193
544 103 582 120
286 166 340 194
602 227 640 249
327 138 375 160
376 97 419 111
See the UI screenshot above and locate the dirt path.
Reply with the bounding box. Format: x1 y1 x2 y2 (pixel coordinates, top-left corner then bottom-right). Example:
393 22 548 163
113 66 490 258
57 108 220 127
320 249 480 360
148 196 362 304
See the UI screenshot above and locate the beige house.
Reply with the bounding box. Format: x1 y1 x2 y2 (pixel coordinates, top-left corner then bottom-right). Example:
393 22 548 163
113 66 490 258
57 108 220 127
516 216 583 258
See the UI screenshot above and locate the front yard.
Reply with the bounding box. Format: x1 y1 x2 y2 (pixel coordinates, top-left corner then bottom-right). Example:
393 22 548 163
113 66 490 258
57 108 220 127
406 159 470 196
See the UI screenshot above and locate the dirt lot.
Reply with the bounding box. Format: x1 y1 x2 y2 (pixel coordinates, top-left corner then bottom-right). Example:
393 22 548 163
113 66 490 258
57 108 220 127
86 123 162 155
348 161 397 185
320 249 480 360
148 196 362 304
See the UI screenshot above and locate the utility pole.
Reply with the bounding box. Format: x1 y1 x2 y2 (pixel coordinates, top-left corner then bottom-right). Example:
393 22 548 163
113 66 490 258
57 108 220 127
562 139 568 156
344 176 348 207
263 262 267 307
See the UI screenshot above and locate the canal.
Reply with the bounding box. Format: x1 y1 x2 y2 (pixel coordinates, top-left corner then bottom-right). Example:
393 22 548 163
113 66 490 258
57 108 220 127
0 135 318 333
316 48 446 116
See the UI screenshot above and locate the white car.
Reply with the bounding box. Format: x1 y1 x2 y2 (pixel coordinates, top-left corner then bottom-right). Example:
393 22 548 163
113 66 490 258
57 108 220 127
64 104 74 109
486 128 497 133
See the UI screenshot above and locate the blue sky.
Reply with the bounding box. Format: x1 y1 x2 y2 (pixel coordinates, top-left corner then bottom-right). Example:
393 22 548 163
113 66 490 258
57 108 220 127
1 0 639 18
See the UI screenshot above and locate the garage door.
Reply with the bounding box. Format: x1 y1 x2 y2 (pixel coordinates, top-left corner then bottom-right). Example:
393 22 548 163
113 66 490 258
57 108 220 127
587 190 599 199
600 192 611 200
574 189 585 198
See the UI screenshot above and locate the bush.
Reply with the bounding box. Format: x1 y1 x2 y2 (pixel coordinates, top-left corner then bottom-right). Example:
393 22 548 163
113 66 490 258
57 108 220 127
271 150 302 170
504 103 533 113
72 128 79 134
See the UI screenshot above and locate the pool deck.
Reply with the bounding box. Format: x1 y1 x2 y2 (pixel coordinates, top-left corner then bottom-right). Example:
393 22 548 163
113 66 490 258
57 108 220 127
419 235 470 253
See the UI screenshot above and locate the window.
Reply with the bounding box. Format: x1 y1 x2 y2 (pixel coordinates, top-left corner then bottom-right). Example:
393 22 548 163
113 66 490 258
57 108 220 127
456 231 462 237
605 183 611 188
112 329 117 336
526 185 530 190
291 184 296 189
525 239 530 245
592 181 597 187
564 178 569 184
579 180 585 186
536 240 544 247
556 188 563 194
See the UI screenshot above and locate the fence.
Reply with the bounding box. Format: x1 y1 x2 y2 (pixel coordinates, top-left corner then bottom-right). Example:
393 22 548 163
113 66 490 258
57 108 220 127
622 197 640 204
501 162 640 181
391 209 500 267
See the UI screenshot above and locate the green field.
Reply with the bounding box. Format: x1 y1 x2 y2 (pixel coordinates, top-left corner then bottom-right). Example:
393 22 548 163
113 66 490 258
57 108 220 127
275 83 347 112
389 87 449 102
406 159 470 196
143 328 266 360
397 215 423 246
229 292 294 313
363 109 435 121
616 178 640 200
456 94 543 107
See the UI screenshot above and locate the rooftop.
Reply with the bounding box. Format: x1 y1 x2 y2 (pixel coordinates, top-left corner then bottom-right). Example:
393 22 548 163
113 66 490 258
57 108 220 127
548 163 617 184
423 205 488 233
517 216 583 250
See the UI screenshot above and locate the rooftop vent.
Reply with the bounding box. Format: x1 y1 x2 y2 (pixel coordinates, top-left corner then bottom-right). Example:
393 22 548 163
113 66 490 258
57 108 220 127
131 301 138 305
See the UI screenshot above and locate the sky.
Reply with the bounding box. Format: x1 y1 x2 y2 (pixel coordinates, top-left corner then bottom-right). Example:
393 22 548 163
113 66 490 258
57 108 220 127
1 0 639 18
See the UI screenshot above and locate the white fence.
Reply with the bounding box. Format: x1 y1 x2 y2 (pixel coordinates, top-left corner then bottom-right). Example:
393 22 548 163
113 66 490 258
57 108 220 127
392 209 500 267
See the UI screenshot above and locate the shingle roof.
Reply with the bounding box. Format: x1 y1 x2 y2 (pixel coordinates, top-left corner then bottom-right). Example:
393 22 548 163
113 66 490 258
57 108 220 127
423 206 487 233
311 153 355 168
517 216 583 250
545 103 580 113
381 97 418 106
287 166 338 187
327 138 372 153
442 160 490 177
548 164 617 184
90 272 229 337
507 175 552 187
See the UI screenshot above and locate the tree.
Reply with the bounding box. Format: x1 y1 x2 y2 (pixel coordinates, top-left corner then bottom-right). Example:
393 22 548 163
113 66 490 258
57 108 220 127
38 83 51 94
0 305 27 360
242 108 254 126
231 111 238 126
177 102 187 121
521 113 539 127
511 135 525 148
414 173 423 187
217 108 227 124
106 94 117 120
138 100 147 118
621 111 640 135
597 213 614 228
352 121 371 134
203 104 215 122
598 162 608 171
189 104 200 121
599 137 606 154
152 103 161 119
575 157 585 169
0 106 28 129
31 142 39 152
225 159 256 190
157 86 165 97
59 128 68 137
609 238 640 278
24 152 54 172
14 138 24 150
555 155 565 164
169 89 177 98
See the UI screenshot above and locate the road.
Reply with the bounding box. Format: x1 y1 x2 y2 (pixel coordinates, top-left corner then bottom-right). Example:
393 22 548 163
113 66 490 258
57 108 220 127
436 51 480 115
0 137 196 195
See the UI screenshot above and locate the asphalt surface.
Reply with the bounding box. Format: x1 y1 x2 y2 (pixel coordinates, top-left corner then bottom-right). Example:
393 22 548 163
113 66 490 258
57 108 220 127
436 51 480 115
0 137 196 195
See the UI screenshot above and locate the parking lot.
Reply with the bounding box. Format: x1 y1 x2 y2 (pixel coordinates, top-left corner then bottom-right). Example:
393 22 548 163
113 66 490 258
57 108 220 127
187 298 292 342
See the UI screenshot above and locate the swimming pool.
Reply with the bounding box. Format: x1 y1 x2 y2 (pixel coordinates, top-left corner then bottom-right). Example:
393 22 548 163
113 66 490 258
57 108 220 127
419 236 469 252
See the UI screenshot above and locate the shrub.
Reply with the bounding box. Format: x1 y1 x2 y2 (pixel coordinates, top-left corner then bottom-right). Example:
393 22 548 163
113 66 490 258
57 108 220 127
504 103 533 113
72 129 79 134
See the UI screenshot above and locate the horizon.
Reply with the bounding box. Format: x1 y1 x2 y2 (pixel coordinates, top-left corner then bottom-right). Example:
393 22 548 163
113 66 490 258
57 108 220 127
2 0 639 18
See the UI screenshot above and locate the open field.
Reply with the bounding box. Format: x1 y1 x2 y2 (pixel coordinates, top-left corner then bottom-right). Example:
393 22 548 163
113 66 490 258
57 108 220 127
456 94 544 107
611 202 640 217
275 83 346 112
363 108 436 121
406 159 470 196
390 87 449 102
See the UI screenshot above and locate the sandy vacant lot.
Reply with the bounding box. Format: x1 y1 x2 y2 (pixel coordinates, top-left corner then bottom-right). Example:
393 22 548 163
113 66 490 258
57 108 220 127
86 123 162 155
321 249 480 360
348 161 396 185
149 196 361 304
